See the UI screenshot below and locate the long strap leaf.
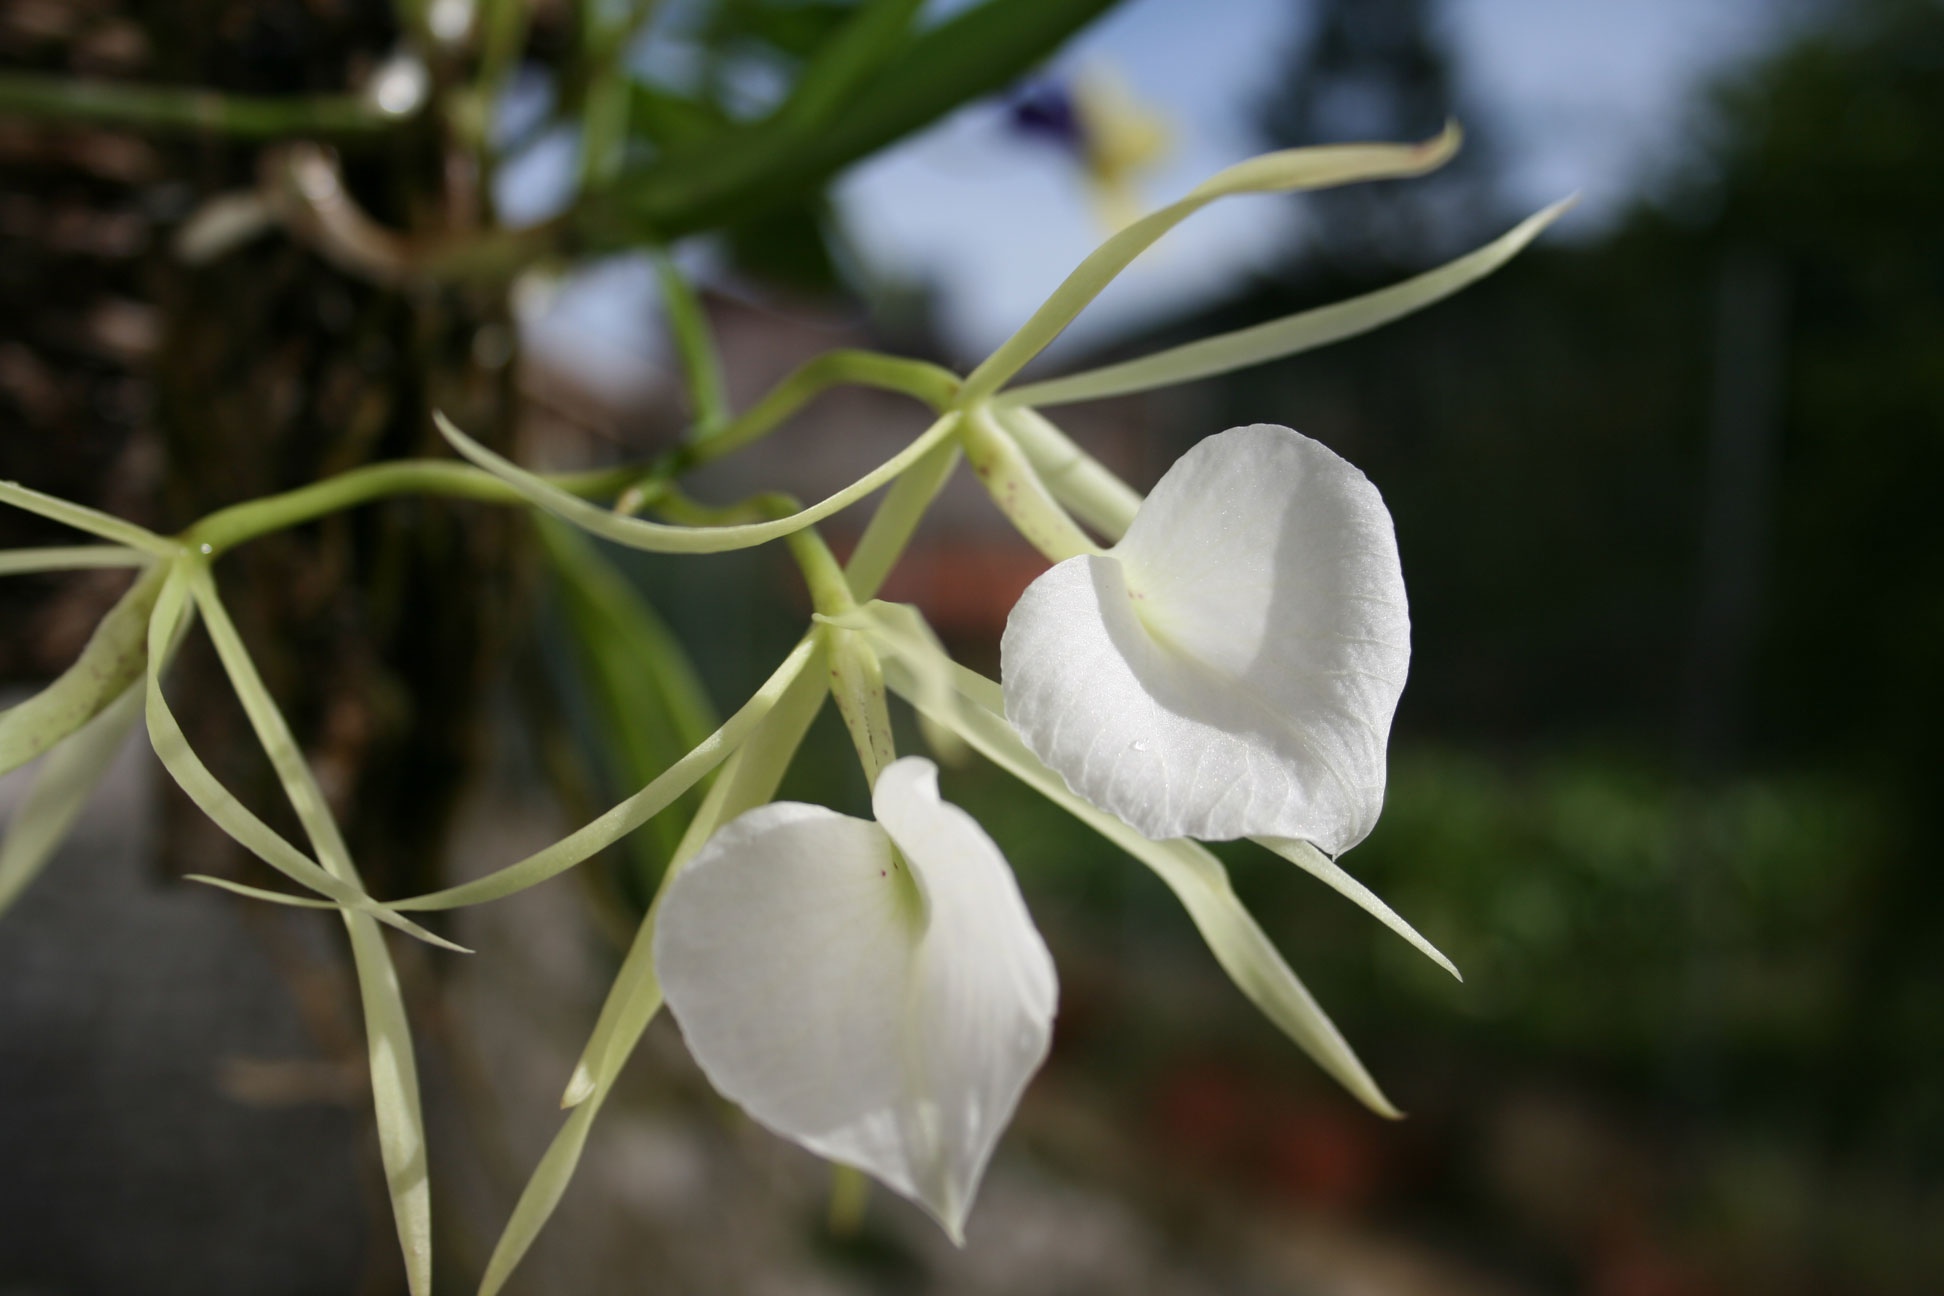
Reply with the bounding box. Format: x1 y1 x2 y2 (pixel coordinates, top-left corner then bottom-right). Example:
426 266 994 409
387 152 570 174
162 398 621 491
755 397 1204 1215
595 0 1119 239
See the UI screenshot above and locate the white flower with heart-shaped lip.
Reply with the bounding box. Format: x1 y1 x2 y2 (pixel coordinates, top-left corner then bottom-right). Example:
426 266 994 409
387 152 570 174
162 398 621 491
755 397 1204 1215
1000 423 1409 854
654 756 1056 1243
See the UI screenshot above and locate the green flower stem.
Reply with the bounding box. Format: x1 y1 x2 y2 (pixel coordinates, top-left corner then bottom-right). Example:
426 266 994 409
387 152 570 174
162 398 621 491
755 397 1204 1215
654 486 897 783
827 628 896 784
996 405 1142 542
0 72 407 137
177 349 952 556
960 404 1101 562
617 350 961 514
186 459 638 556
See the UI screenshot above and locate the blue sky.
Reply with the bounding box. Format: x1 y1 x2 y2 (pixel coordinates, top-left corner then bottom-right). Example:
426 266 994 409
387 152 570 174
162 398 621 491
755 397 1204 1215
522 0 1804 398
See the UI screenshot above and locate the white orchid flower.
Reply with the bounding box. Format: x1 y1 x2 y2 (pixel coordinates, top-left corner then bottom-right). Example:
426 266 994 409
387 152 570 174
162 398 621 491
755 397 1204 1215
1001 423 1409 855
654 755 1056 1242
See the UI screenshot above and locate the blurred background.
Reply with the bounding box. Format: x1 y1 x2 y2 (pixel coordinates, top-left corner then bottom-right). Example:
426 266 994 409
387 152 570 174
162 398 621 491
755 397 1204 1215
3 0 1942 1292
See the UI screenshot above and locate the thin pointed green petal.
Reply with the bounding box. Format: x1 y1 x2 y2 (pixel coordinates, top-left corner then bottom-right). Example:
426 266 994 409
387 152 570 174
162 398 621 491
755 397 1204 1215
0 479 179 557
385 636 816 913
563 642 832 1107
0 685 141 918
539 517 719 881
844 434 961 601
998 197 1573 409
183 875 346 908
478 643 830 1296
872 641 1399 1117
141 566 463 952
960 125 1461 404
855 600 1449 977
436 411 959 555
0 545 150 576
346 916 433 1296
190 569 437 1295
1254 836 1459 981
477 1096 605 1296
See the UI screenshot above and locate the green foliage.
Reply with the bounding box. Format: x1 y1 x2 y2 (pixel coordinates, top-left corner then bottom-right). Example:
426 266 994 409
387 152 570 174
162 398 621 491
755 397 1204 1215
590 0 1121 241
1351 750 1886 1060
539 518 719 892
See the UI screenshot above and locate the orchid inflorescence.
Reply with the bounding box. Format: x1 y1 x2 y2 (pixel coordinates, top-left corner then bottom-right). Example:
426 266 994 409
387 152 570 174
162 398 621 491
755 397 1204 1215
0 126 1566 1293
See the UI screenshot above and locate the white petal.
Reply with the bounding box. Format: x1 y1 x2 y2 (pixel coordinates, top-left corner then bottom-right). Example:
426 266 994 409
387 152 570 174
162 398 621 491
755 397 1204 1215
1002 424 1408 852
654 759 1055 1241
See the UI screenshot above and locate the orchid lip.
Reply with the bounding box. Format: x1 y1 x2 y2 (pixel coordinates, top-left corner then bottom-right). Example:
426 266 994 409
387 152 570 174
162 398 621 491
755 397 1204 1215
1001 423 1410 853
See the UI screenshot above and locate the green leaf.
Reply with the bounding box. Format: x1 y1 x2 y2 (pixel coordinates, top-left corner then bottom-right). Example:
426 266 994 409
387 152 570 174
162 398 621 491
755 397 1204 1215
588 0 920 235
628 83 731 151
540 517 718 886
712 0 861 60
959 124 1464 404
771 0 926 137
189 565 434 1296
478 642 830 1296
0 684 141 918
590 0 1119 239
435 409 960 554
0 563 164 776
997 197 1573 408
722 196 843 296
870 629 1401 1116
